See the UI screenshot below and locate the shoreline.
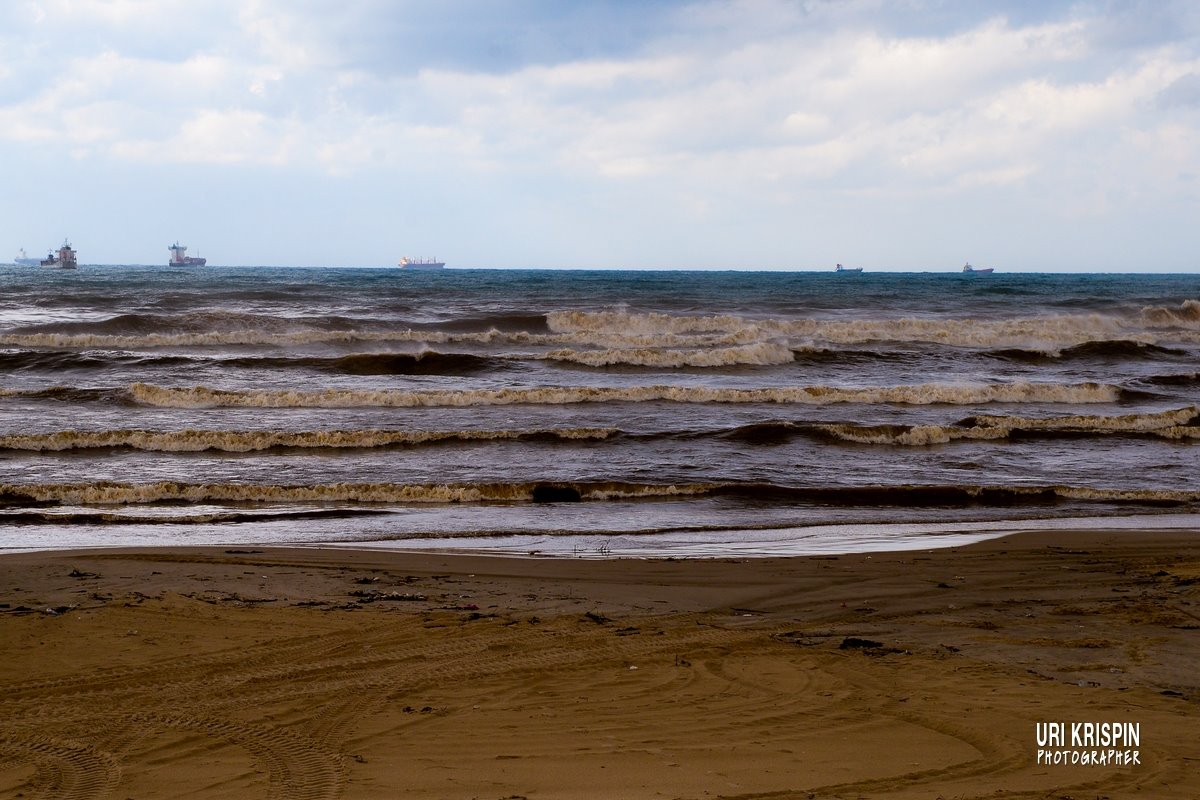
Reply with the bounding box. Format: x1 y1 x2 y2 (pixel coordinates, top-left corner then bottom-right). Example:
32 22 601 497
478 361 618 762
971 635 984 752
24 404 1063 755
2 528 1197 797
6 510 1200 559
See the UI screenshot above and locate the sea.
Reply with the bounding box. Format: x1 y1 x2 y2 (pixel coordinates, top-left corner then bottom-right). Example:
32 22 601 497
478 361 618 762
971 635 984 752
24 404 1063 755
1 265 1197 557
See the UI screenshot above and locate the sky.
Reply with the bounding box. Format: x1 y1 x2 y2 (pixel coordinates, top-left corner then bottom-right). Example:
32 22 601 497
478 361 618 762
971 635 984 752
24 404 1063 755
1 0 1198 271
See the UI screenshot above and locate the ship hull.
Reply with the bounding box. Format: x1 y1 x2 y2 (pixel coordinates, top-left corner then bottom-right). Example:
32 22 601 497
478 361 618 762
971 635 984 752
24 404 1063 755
169 257 207 266
41 242 78 269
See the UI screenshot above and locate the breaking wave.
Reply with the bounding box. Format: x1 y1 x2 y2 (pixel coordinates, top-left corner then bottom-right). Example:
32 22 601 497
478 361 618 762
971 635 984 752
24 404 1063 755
546 308 1200 348
1140 299 1200 328
6 407 1195 454
1 480 1195 508
540 342 795 368
120 381 1127 409
5 302 1198 353
0 427 619 453
0 480 715 506
812 406 1200 445
710 407 1200 446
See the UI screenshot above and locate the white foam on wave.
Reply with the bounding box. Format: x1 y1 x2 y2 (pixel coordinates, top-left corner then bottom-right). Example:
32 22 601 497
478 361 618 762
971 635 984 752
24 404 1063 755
818 406 1200 445
0 480 719 505
541 341 795 367
126 380 1124 409
2 480 1195 507
972 405 1198 431
1141 299 1200 328
548 308 1200 349
5 301 1196 353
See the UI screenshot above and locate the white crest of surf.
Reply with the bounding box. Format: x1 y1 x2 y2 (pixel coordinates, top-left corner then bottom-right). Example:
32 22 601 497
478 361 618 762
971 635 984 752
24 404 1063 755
970 406 1198 431
816 406 1199 445
540 341 795 367
1140 299 1200 328
546 309 1195 349
0 481 719 505
8 302 1197 352
126 381 1124 409
0 327 766 351
3 480 1197 507
547 310 753 335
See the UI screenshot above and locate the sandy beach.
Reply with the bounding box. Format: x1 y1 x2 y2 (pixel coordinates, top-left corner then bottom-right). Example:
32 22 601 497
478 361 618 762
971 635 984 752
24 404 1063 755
1 529 1197 799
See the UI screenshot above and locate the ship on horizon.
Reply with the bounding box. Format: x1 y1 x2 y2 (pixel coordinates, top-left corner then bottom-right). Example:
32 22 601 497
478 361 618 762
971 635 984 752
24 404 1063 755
835 263 863 273
962 262 994 274
169 242 206 266
40 240 77 269
13 248 40 266
398 257 445 270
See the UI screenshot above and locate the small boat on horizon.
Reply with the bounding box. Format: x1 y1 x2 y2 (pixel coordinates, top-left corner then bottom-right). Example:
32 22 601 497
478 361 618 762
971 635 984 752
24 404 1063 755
398 257 445 270
835 263 863 273
962 262 994 274
40 240 77 269
169 242 206 266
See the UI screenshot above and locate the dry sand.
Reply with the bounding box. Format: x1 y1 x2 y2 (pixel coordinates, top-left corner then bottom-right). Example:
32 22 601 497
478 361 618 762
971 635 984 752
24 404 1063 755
0 529 1197 799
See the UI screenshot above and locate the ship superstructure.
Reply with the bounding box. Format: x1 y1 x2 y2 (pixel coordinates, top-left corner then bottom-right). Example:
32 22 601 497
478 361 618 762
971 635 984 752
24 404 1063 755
169 242 207 266
40 240 77 269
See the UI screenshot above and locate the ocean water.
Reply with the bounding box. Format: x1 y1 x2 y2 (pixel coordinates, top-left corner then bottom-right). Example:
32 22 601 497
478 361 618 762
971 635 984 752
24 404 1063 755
1 265 1197 555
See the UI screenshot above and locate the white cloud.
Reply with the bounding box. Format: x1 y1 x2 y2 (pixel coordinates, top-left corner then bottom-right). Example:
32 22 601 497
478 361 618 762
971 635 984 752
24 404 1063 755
110 108 297 164
3 2 1196 197
1 0 1198 268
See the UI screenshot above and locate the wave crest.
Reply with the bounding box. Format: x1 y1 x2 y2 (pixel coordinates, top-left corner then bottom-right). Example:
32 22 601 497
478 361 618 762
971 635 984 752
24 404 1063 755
2 480 1195 508
0 480 717 506
542 342 795 368
124 381 1125 409
815 406 1200 445
0 427 620 453
1141 299 1200 328
545 309 1187 349
0 429 619 453
8 303 1198 352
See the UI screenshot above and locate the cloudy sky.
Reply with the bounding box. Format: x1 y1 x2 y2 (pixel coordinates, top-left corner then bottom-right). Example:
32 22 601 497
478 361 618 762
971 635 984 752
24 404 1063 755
2 0 1198 270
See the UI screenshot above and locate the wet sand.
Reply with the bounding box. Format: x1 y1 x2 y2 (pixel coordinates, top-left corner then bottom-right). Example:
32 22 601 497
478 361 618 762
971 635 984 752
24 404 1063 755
1 529 1197 798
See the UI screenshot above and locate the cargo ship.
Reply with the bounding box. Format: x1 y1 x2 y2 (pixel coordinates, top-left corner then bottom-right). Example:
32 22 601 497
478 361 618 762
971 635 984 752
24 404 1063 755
169 242 207 266
398 257 445 270
40 240 78 269
13 248 40 266
962 262 994 274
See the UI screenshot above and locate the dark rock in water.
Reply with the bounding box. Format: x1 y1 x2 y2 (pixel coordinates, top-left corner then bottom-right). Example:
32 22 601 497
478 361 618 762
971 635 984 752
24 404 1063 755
532 484 582 503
